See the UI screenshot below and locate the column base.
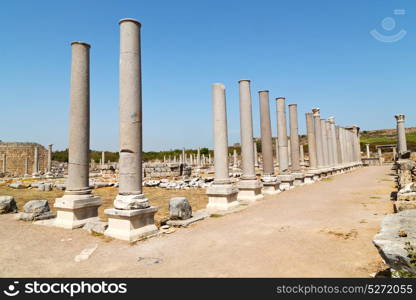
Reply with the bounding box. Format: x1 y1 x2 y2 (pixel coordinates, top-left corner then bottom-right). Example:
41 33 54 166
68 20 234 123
237 179 263 202
206 184 239 210
54 194 102 229
276 174 295 191
303 173 315 184
261 176 281 195
292 173 305 186
104 206 158 242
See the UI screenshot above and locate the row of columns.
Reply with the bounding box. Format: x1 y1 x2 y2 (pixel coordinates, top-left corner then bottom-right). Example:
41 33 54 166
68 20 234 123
207 79 363 209
54 18 158 242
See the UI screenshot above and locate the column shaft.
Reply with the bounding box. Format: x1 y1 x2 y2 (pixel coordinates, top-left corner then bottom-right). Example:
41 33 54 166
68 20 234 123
276 97 289 173
305 113 317 169
259 91 274 176
239 80 256 179
288 104 300 172
212 83 230 183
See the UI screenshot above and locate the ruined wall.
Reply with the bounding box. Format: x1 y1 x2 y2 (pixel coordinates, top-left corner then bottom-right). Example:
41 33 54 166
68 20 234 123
0 142 48 176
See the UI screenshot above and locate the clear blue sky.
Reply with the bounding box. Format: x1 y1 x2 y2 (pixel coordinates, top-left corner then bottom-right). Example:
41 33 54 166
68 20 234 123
1 0 415 151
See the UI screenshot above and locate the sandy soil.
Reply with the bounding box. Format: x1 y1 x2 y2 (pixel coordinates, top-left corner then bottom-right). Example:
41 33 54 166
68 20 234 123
0 166 394 277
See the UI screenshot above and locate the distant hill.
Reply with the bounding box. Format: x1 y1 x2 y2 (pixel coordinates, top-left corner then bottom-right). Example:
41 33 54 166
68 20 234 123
360 127 416 151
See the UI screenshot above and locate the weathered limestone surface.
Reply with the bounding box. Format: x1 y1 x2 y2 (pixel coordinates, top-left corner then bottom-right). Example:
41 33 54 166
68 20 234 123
277 97 289 173
54 41 101 230
169 197 192 220
0 196 17 214
373 210 416 276
105 19 157 242
206 83 239 210
237 80 263 202
19 200 54 221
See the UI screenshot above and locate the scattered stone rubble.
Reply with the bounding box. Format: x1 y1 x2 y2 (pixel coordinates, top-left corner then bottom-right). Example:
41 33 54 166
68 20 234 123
0 196 17 214
18 200 54 221
373 155 416 277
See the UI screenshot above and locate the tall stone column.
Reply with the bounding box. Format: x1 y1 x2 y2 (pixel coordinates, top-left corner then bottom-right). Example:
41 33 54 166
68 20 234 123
395 114 407 155
393 147 397 161
206 83 238 210
233 149 238 170
54 41 101 229
276 97 289 173
253 141 259 168
237 80 263 202
325 121 334 167
274 138 279 167
105 19 157 242
32 146 39 175
101 151 105 168
305 113 317 170
47 144 53 174
24 157 29 176
328 117 339 168
335 126 342 166
275 97 294 189
312 108 324 169
321 119 329 167
197 148 201 167
258 91 274 176
288 104 301 172
258 90 279 194
182 148 186 164
300 145 305 166
366 144 370 158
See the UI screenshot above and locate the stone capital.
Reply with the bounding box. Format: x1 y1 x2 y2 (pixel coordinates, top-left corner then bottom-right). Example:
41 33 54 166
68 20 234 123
312 108 320 117
328 117 335 124
395 114 405 122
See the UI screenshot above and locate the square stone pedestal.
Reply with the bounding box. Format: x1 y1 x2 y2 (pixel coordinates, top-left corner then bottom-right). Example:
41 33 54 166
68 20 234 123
104 206 158 242
276 174 295 191
261 176 281 195
303 173 315 184
206 184 239 211
237 179 263 202
54 194 101 229
292 173 305 186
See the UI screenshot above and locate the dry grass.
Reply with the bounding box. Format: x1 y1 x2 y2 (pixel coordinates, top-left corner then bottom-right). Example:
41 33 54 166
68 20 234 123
0 185 208 226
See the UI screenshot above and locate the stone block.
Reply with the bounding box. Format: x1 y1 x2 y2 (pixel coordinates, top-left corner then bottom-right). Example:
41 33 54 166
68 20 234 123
104 206 158 242
0 196 17 214
169 197 192 220
206 184 239 210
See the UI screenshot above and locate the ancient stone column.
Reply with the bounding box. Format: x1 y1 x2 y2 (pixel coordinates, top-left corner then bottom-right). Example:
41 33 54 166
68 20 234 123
328 118 339 168
393 147 397 161
101 151 105 168
325 120 334 167
288 104 301 172
182 148 186 164
253 141 259 168
237 80 263 201
258 90 279 194
196 148 201 167
206 83 238 210
335 126 342 167
33 146 39 175
305 113 317 170
321 119 329 167
105 19 157 242
275 97 294 189
233 149 238 169
47 144 53 173
300 144 305 166
258 91 274 176
54 41 101 229
24 157 29 176
395 114 407 155
274 138 279 167
312 108 324 169
277 97 289 173
366 144 370 158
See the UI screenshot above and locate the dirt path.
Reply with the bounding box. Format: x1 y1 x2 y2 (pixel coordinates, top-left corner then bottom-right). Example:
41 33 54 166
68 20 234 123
0 166 394 277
